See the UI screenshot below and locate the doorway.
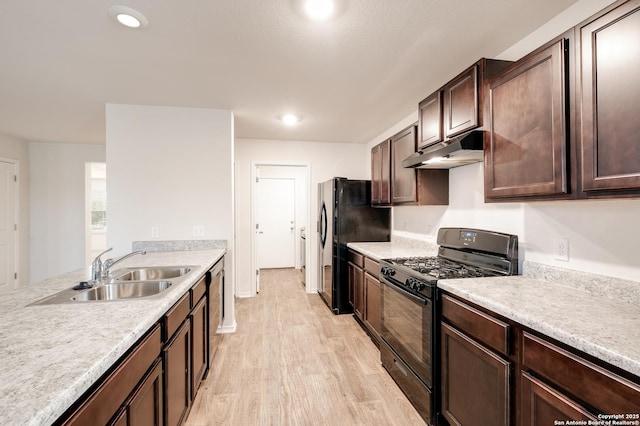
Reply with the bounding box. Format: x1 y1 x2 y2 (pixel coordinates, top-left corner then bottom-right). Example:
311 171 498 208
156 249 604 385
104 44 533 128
85 163 107 266
0 158 18 293
251 163 309 296
257 177 296 269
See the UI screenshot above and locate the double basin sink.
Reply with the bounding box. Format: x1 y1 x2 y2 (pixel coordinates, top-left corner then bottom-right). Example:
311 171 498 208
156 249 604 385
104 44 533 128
30 266 194 305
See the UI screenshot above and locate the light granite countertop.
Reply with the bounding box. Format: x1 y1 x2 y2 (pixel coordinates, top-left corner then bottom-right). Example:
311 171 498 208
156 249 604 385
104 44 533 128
0 249 225 426
347 240 640 379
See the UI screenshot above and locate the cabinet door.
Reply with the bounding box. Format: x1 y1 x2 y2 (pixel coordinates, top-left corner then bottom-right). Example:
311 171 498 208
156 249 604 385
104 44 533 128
444 65 478 137
127 359 164 426
419 91 443 148
371 140 391 205
208 263 223 370
486 39 569 199
521 372 596 425
391 126 418 204
353 264 364 320
348 261 355 309
578 0 640 192
191 297 208 398
441 323 510 426
164 320 191 426
371 144 381 204
380 140 391 204
363 272 381 342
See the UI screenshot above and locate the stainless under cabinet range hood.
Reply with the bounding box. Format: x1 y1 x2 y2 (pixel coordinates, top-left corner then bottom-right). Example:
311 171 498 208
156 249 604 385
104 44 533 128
402 130 484 169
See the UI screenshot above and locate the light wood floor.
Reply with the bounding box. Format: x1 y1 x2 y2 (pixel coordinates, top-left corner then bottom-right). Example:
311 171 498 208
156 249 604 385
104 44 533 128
186 268 426 426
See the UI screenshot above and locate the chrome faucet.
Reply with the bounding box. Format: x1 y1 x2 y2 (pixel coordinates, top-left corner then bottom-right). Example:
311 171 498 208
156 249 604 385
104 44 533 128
91 248 147 283
102 250 147 280
91 247 113 282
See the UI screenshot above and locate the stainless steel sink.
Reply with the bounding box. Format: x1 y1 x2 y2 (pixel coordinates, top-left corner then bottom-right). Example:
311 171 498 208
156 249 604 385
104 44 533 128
109 266 192 282
71 281 172 301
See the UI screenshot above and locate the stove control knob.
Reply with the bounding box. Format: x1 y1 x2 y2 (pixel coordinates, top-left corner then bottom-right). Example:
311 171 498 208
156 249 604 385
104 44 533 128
406 278 425 291
381 267 395 277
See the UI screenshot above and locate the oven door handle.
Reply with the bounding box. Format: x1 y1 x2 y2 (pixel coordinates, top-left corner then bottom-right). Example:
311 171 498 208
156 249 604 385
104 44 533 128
382 279 428 305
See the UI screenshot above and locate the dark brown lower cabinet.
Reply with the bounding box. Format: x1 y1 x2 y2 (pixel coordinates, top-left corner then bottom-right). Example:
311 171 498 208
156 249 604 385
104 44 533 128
61 325 162 426
363 256 381 344
348 250 365 319
440 291 640 426
112 359 164 426
363 271 381 342
441 322 510 426
191 296 208 396
164 319 192 426
521 371 596 425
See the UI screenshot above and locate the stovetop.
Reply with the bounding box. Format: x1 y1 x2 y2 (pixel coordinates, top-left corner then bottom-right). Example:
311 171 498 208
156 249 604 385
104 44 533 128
379 228 519 299
384 256 502 280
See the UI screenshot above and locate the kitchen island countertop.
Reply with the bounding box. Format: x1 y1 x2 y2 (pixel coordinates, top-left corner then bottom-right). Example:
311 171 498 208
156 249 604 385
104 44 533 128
0 249 225 426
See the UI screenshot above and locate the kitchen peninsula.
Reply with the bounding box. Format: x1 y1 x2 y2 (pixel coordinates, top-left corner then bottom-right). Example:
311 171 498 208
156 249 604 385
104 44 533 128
0 249 225 425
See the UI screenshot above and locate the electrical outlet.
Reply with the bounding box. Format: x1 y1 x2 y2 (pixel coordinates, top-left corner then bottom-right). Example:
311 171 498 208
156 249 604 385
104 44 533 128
151 226 159 238
193 225 205 237
553 238 569 261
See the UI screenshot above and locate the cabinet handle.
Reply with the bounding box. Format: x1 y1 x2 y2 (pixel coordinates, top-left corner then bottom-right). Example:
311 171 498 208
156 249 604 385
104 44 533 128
393 358 408 376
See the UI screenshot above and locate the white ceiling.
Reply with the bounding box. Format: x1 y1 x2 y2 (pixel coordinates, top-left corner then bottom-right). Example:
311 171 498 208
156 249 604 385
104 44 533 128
0 0 577 145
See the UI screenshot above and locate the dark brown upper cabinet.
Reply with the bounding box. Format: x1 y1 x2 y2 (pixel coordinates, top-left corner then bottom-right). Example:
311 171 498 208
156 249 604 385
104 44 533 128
391 125 418 204
485 0 640 202
444 65 480 138
371 139 391 205
418 59 511 153
418 91 443 149
485 36 571 200
577 0 640 195
371 125 449 206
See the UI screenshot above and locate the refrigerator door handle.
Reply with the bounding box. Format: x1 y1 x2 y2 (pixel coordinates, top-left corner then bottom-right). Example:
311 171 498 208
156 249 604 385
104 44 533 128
320 203 328 248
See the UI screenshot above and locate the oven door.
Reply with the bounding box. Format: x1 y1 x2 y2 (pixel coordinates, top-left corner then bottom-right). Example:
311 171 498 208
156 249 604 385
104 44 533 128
380 276 433 388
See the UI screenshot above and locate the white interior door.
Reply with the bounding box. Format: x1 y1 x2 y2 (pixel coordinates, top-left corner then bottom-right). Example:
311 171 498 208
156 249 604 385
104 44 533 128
257 178 295 269
0 160 17 293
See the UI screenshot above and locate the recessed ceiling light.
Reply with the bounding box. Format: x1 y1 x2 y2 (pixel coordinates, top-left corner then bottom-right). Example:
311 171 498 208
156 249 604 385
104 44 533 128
280 114 302 126
304 0 335 21
109 5 149 29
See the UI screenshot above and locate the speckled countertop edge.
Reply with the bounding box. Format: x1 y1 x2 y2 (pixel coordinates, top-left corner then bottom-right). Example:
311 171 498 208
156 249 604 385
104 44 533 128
0 249 225 426
346 239 640 378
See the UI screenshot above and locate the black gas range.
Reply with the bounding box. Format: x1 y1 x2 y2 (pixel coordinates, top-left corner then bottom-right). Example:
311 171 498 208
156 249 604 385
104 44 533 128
378 227 518 425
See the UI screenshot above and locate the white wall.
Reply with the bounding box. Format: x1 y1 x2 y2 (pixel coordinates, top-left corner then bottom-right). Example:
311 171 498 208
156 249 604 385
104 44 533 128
29 142 106 282
235 138 368 297
0 133 30 285
365 0 640 282
106 104 236 329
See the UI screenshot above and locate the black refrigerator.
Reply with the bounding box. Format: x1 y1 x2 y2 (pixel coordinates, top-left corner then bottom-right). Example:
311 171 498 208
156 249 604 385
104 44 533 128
317 178 391 314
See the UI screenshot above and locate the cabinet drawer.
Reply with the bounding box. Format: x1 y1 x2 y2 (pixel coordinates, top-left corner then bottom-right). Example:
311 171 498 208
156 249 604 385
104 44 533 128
364 257 379 277
348 250 364 268
441 294 509 355
522 332 640 413
64 324 162 426
165 292 191 339
191 276 206 306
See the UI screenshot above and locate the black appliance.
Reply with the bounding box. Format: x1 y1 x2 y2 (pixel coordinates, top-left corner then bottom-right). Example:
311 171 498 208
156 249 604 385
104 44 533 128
317 178 390 314
380 227 518 425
